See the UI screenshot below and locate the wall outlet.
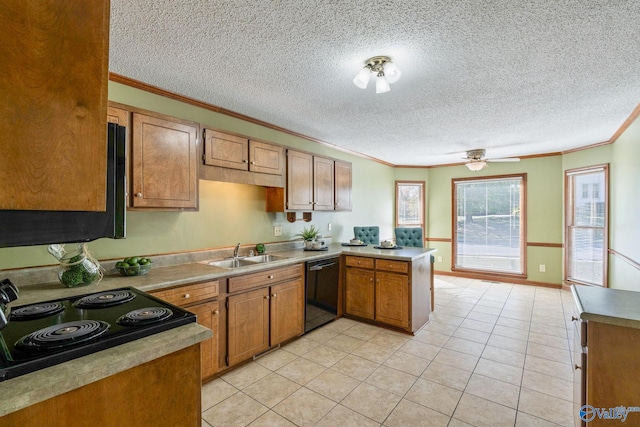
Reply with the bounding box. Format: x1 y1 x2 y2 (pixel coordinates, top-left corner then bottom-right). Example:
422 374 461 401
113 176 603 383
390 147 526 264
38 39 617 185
437 256 443 263
539 264 546 272
273 225 282 237
327 223 332 231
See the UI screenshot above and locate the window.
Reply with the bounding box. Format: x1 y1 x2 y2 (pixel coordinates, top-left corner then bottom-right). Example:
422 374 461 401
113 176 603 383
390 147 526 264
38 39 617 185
395 181 424 230
565 165 608 287
453 174 526 276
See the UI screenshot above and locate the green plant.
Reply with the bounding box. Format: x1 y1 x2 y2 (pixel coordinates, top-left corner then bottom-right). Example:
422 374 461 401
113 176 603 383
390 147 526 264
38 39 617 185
294 225 321 241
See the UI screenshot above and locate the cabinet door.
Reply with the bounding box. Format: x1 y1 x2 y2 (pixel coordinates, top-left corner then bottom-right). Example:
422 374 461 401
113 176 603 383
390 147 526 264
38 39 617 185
375 271 409 329
345 268 375 320
227 288 270 366
334 161 352 211
131 113 198 209
0 0 109 212
203 129 248 170
249 141 284 175
314 156 335 211
189 300 220 380
287 150 313 210
270 279 304 345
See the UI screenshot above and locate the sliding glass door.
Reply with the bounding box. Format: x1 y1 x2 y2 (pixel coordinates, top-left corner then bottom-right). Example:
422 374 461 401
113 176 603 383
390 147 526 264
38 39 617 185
565 165 608 287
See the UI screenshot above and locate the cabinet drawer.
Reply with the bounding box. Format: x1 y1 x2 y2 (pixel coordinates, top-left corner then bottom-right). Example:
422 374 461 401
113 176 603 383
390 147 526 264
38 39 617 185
228 264 303 293
152 280 219 307
345 256 374 269
375 259 409 274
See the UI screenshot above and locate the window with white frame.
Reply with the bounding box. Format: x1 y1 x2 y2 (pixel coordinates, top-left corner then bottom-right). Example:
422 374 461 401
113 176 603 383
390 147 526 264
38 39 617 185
395 181 424 230
565 165 608 287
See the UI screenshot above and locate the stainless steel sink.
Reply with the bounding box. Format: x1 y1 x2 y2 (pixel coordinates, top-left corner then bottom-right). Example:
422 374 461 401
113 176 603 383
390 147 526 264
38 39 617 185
242 254 288 263
204 254 289 269
206 258 254 269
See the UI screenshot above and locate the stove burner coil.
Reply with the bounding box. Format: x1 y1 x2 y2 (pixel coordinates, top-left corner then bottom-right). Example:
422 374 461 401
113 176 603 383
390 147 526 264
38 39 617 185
73 290 136 309
15 320 110 351
11 302 66 320
117 307 173 326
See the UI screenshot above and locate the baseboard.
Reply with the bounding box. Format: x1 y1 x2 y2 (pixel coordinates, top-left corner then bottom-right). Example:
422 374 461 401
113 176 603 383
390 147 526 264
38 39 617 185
434 270 562 289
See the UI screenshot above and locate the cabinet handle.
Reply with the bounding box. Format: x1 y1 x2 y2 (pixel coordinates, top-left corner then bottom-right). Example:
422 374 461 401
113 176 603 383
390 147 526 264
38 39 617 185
268 275 274 279
370 278 373 282
574 364 581 370
135 192 142 198
213 310 219 315
250 161 255 165
264 295 270 300
183 293 190 299
272 293 277 298
243 160 249 163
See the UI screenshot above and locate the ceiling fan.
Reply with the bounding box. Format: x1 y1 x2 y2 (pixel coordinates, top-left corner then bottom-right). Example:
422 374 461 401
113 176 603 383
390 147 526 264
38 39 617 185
464 149 520 171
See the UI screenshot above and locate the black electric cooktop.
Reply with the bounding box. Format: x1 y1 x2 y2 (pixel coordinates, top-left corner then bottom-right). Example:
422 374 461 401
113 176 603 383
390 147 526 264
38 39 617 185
0 287 196 382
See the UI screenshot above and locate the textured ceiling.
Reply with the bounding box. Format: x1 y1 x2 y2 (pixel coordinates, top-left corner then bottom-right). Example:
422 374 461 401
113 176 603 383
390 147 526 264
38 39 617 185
109 0 640 166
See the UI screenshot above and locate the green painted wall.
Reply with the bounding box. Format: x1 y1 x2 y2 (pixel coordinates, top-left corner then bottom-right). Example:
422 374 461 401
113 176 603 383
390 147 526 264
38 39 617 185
2 81 638 291
0 82 395 270
425 157 564 284
563 119 640 291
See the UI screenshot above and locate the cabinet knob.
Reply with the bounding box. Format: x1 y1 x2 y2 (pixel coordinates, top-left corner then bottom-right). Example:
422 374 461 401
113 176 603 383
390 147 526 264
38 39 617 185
213 310 219 315
571 316 579 321
250 161 255 165
135 192 142 198
243 160 248 163
183 293 190 299
574 364 581 370
268 275 274 279
264 295 270 300
370 278 373 282
272 293 277 298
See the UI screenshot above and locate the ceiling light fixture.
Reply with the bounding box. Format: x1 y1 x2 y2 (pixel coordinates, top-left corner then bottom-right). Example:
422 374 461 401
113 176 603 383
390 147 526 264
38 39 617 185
353 56 401 94
465 161 487 172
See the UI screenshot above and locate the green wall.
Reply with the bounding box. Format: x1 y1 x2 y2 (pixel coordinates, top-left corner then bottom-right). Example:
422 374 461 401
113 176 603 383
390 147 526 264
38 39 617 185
563 119 640 291
2 81 638 290
423 157 564 284
0 82 395 270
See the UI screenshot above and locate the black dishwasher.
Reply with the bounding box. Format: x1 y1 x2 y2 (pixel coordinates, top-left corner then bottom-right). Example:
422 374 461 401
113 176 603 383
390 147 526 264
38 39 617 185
305 256 340 333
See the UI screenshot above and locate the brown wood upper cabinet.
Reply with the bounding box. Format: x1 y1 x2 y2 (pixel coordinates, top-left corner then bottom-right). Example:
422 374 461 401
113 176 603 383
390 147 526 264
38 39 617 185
334 160 353 211
131 112 199 210
284 149 338 211
0 1 110 212
203 129 284 175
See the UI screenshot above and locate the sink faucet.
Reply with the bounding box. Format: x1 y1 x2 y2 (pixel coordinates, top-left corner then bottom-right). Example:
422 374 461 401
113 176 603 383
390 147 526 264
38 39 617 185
233 243 241 258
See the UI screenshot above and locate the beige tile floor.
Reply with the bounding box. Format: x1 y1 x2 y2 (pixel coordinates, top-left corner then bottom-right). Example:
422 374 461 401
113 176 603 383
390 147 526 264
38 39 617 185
201 276 575 427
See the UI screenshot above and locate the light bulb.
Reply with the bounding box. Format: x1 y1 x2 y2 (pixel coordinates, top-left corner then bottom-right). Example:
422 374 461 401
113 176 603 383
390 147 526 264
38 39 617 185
384 62 402 84
465 161 486 171
376 75 390 93
353 68 371 89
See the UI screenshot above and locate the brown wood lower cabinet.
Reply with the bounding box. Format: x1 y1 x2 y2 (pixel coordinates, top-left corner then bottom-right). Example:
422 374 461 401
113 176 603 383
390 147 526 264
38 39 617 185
375 271 409 329
0 345 201 427
227 265 304 366
344 255 431 333
345 268 375 320
151 280 220 380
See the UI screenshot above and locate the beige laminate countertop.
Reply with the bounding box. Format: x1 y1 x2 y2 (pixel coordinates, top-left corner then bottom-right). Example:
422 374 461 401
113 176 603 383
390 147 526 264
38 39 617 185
0 323 211 417
11 244 436 306
1 243 435 416
572 284 640 329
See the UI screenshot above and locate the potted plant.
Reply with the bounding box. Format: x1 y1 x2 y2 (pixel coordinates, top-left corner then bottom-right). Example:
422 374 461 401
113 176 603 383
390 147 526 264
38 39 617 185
294 225 321 249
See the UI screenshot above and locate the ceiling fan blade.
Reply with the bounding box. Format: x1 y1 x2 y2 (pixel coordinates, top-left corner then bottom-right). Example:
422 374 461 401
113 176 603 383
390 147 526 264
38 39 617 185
486 157 520 162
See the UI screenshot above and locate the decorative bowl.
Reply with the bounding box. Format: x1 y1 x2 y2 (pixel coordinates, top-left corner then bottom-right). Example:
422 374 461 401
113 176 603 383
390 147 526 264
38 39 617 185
116 263 152 277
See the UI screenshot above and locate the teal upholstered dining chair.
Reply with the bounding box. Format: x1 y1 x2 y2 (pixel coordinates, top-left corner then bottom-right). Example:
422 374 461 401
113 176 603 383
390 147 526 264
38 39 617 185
394 227 424 247
353 226 380 245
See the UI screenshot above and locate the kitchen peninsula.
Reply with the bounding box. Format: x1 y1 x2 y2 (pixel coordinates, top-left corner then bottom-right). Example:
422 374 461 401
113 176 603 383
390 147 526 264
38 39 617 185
0 243 436 422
